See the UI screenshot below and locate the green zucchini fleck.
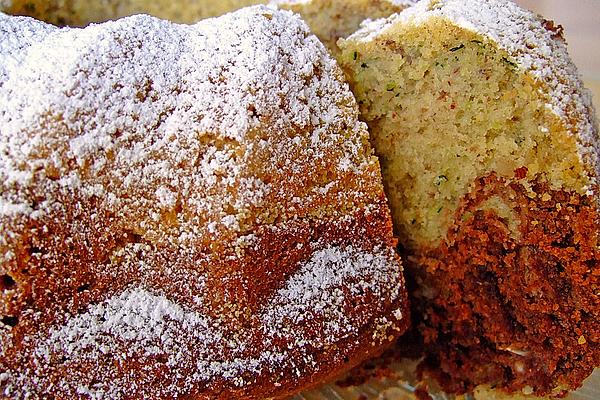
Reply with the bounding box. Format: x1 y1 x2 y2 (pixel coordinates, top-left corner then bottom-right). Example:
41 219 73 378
434 175 448 185
502 56 518 70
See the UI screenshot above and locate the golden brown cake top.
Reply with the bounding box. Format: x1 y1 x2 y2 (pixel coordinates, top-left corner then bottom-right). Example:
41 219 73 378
0 7 384 236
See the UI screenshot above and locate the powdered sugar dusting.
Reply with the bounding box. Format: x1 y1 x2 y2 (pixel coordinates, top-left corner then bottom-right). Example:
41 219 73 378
347 0 600 184
264 245 402 343
0 6 380 247
5 245 403 398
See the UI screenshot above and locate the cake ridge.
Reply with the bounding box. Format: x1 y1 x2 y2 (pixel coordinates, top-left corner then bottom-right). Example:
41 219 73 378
0 6 376 234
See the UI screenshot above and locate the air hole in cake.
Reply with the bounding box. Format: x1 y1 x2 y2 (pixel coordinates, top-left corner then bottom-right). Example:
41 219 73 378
55 355 67 365
174 199 183 215
0 274 16 291
28 246 44 256
29 197 45 211
130 232 143 243
156 354 169 364
76 283 90 293
1 316 18 327
119 229 143 246
247 104 257 118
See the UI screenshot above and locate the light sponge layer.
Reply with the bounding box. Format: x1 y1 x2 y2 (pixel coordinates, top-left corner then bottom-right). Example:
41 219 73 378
341 15 592 248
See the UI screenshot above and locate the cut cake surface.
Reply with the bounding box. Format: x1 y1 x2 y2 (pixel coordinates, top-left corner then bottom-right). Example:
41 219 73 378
339 0 600 396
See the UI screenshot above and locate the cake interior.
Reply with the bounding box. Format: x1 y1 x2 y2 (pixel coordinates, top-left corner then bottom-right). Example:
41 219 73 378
340 16 599 396
341 17 589 248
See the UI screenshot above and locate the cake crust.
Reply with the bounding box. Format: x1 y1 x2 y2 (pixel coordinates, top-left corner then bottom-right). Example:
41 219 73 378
0 7 409 399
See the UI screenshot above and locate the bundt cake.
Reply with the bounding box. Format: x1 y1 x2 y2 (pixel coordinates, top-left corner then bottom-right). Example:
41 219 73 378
339 0 599 397
0 6 410 399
